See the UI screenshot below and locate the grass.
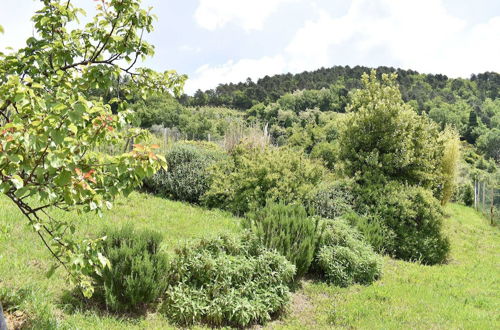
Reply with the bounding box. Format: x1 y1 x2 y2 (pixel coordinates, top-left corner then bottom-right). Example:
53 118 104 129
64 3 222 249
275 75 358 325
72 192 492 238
1 194 499 329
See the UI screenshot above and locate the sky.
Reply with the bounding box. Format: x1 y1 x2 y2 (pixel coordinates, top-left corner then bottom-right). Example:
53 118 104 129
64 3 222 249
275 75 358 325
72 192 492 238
0 0 499 94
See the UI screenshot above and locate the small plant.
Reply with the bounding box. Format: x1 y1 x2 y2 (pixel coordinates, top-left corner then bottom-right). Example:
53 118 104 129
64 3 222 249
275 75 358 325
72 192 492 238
246 202 321 277
456 183 474 206
89 225 169 313
161 234 295 327
313 218 382 287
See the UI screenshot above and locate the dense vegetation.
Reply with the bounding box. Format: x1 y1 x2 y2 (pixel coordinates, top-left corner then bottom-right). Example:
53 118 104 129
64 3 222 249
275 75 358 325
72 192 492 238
1 0 498 328
169 66 500 163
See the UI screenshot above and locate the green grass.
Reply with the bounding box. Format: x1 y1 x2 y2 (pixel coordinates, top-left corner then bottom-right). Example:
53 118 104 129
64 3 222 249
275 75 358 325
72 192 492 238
1 195 499 329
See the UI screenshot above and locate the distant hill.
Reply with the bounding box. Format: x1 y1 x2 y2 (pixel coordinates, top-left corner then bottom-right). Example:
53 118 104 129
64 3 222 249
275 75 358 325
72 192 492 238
180 65 500 111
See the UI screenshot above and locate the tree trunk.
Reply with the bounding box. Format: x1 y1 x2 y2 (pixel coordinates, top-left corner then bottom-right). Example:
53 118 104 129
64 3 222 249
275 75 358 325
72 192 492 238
0 302 7 330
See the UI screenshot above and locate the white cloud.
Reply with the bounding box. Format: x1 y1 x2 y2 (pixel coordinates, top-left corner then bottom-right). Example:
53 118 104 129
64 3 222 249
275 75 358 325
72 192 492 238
184 55 287 93
194 0 298 32
284 0 471 75
187 0 500 93
178 44 202 53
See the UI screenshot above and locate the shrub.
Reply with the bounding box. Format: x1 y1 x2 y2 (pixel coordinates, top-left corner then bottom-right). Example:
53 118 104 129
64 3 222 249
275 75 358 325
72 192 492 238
161 234 295 327
144 142 225 203
245 202 321 277
438 127 461 205
356 183 450 264
306 179 354 219
456 183 474 206
310 141 338 170
89 226 169 312
313 218 382 287
338 71 443 188
202 143 325 214
343 212 395 255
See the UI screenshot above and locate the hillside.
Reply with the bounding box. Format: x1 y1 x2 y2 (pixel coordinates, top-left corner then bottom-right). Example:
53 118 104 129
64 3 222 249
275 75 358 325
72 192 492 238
1 193 498 329
182 65 499 111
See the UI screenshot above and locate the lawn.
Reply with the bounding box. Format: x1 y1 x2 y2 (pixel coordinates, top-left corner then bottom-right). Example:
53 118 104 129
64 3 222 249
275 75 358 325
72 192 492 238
0 194 499 329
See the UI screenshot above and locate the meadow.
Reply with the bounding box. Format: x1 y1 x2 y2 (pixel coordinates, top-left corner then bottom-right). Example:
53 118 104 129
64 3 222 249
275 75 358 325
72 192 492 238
1 193 498 329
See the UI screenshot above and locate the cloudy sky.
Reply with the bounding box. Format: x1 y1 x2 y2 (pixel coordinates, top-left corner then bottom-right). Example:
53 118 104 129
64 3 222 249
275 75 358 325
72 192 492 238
1 0 499 94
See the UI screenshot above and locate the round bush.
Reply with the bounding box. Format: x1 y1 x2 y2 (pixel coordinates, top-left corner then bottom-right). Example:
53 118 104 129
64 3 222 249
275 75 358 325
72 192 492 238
306 179 354 219
362 183 450 264
313 218 382 287
161 234 295 327
144 142 225 203
89 226 169 313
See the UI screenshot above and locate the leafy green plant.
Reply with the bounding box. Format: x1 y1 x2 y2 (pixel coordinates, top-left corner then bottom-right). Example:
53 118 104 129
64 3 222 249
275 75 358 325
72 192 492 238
456 183 474 206
306 179 354 219
343 212 395 255
338 70 443 188
246 202 321 277
144 142 225 203
202 144 325 214
0 0 185 296
313 218 382 287
89 225 169 313
357 183 450 264
161 234 295 327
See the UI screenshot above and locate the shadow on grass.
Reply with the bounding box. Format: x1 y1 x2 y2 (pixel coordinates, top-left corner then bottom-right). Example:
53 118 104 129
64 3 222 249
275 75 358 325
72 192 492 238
59 288 154 321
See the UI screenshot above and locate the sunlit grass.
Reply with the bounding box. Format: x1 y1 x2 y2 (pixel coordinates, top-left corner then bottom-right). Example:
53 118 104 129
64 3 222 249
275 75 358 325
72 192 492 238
1 195 498 329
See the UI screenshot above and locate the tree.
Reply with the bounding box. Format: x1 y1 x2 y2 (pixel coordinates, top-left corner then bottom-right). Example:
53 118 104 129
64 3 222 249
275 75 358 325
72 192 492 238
0 0 185 296
477 129 500 162
338 70 442 188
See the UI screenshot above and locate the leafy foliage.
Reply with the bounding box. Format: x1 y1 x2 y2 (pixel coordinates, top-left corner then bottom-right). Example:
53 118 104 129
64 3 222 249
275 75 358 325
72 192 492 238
439 128 461 205
356 183 450 265
143 142 225 203
338 70 443 188
161 234 295 327
202 144 325 214
0 0 185 296
455 183 474 207
89 225 169 313
133 95 244 140
245 202 321 278
313 218 382 287
306 179 354 218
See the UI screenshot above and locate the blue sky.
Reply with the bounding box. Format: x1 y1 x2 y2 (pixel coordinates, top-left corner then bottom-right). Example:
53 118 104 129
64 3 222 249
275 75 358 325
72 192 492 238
1 0 499 94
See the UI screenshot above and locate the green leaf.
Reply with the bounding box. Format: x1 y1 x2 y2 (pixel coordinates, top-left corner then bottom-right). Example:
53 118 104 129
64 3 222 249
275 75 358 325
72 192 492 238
11 175 24 189
54 170 72 186
68 123 78 134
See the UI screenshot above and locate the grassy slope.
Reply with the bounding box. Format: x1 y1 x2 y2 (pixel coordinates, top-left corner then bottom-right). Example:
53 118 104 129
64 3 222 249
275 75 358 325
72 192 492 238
0 192 240 329
0 195 499 329
274 204 500 329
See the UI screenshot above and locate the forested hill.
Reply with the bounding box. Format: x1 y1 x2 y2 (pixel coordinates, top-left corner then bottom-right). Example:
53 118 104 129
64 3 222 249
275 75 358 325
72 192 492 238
181 65 499 111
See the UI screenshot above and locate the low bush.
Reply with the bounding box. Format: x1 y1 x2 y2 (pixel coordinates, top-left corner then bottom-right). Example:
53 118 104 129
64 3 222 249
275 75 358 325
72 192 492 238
89 226 169 313
202 143 325 214
455 183 474 206
161 234 295 327
143 142 225 203
246 202 321 278
355 183 450 264
313 218 382 287
306 179 354 219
